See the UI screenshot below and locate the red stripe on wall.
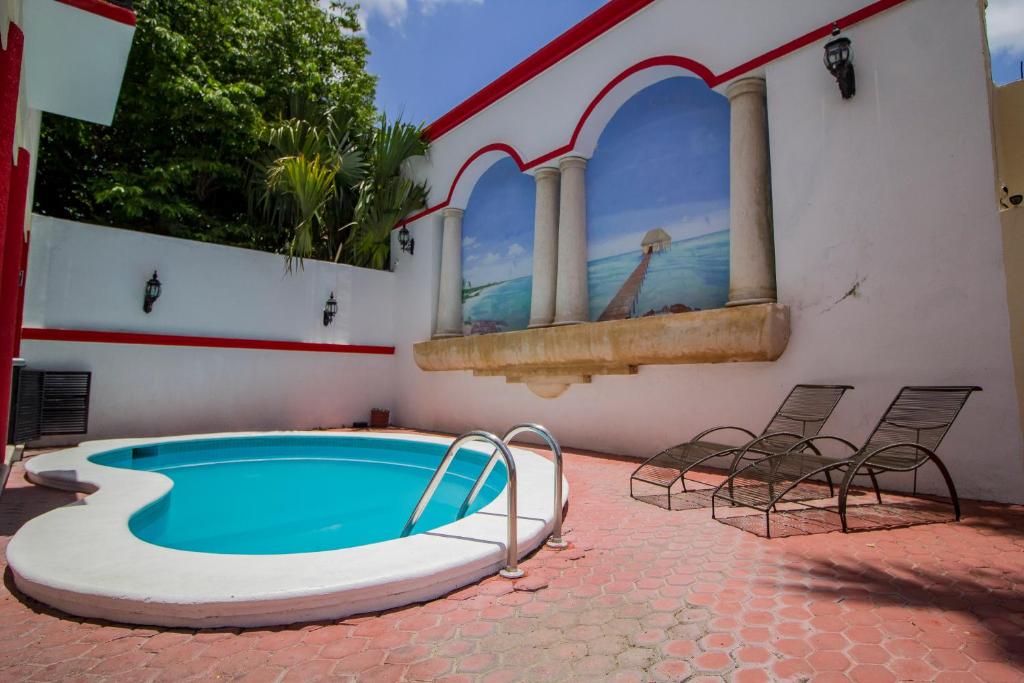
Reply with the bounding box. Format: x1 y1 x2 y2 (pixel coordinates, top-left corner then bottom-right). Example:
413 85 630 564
424 0 907 143
55 0 137 27
399 0 911 229
21 328 396 356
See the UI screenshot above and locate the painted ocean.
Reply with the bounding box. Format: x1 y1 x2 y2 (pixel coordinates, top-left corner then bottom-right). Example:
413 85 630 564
463 230 729 334
463 275 533 334
588 230 730 320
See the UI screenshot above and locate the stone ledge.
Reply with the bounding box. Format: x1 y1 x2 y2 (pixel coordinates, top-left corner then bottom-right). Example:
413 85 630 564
414 303 791 398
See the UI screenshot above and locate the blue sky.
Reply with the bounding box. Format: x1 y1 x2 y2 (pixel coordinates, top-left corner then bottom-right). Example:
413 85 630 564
988 0 1024 85
355 0 1024 125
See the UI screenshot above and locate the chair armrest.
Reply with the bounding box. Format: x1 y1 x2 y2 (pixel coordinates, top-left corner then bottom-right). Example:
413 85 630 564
691 425 758 444
782 435 860 456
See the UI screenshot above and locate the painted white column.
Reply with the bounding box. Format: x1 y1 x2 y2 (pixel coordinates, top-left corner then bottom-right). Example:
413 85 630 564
725 77 777 306
433 207 464 339
528 167 560 328
553 156 589 325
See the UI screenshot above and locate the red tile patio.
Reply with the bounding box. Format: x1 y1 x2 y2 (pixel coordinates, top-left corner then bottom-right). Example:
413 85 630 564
1 441 1023 682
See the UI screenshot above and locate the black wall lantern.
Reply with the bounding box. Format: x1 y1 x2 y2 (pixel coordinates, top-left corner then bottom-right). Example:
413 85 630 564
397 226 414 256
143 270 161 313
323 292 338 326
824 25 855 99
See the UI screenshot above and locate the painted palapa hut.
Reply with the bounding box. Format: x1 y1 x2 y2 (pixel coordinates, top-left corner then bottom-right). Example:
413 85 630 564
641 228 672 254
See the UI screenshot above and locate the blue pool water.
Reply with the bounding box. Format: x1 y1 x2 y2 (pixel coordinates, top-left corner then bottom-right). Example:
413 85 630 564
89 436 507 555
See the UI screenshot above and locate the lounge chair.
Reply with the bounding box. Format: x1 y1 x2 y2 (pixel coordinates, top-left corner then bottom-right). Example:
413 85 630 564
711 386 981 536
630 384 853 509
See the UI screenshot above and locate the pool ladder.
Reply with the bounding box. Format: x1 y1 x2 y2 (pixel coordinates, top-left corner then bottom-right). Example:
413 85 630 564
401 424 566 579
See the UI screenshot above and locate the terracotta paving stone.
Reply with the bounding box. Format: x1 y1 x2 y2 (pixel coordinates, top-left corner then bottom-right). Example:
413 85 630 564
2 443 1024 681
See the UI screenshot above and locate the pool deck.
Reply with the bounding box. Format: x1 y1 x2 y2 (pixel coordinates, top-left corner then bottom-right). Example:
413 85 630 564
1 432 1023 682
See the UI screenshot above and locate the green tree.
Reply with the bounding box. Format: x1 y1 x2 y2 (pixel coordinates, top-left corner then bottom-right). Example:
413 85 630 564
349 115 430 269
253 107 366 270
33 0 376 252
254 111 429 270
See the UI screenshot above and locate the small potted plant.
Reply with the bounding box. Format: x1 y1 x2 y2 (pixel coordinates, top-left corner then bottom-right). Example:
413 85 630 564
370 408 390 429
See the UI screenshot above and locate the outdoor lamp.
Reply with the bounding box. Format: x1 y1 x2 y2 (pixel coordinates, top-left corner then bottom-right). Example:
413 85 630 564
323 292 338 326
824 26 855 99
398 226 415 255
143 271 161 313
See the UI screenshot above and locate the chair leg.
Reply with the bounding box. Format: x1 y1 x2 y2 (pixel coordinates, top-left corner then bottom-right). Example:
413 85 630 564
824 470 835 497
922 453 961 522
838 466 856 531
765 510 771 539
868 470 882 504
711 492 717 520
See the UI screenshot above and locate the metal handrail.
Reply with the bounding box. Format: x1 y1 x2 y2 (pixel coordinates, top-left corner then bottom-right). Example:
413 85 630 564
461 423 566 549
401 431 524 578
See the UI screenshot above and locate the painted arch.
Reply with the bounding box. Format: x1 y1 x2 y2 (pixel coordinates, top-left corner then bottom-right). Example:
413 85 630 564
585 76 731 321
459 156 536 335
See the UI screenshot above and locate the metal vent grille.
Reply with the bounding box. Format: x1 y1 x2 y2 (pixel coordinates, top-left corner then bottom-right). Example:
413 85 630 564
9 371 91 444
39 372 91 436
11 370 43 444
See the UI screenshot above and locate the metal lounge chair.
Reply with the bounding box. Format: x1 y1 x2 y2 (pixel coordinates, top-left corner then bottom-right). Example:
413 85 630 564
630 384 853 509
711 386 981 536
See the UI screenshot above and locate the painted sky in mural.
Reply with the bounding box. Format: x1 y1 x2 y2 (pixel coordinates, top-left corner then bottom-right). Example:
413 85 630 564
461 156 535 335
586 76 730 321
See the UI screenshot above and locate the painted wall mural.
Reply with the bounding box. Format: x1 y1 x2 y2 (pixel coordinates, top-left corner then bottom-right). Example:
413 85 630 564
461 156 535 335
586 76 730 321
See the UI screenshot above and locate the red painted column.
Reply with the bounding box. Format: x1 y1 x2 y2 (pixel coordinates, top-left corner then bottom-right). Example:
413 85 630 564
0 149 28 447
0 23 25 449
0 23 25 273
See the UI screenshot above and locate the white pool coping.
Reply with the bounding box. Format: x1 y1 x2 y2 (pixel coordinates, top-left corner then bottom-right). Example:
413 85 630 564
7 431 567 628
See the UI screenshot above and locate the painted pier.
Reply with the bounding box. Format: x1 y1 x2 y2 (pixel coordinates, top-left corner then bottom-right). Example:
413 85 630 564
598 251 653 321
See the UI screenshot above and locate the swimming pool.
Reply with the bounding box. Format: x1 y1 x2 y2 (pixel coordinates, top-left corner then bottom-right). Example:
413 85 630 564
94 436 507 555
8 432 565 627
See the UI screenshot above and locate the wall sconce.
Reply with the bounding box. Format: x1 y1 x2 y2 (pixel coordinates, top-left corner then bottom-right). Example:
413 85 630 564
824 25 855 99
143 271 161 313
398 226 415 256
323 292 338 326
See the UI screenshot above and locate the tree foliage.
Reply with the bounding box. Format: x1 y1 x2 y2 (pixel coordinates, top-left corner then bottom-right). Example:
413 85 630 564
34 0 378 254
252 107 429 270
253 107 366 269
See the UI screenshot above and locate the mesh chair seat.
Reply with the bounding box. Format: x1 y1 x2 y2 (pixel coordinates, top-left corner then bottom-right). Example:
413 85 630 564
632 441 736 486
714 451 843 510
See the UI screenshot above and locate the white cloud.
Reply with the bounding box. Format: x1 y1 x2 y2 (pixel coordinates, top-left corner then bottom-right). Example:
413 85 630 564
506 243 525 257
420 0 483 17
462 235 479 249
988 0 1024 54
355 0 407 28
352 0 482 30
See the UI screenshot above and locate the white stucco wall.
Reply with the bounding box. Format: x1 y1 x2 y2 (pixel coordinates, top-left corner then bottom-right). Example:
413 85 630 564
392 0 1024 504
22 217 396 442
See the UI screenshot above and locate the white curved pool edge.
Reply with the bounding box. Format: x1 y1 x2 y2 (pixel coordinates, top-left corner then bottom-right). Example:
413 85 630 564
8 431 568 628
